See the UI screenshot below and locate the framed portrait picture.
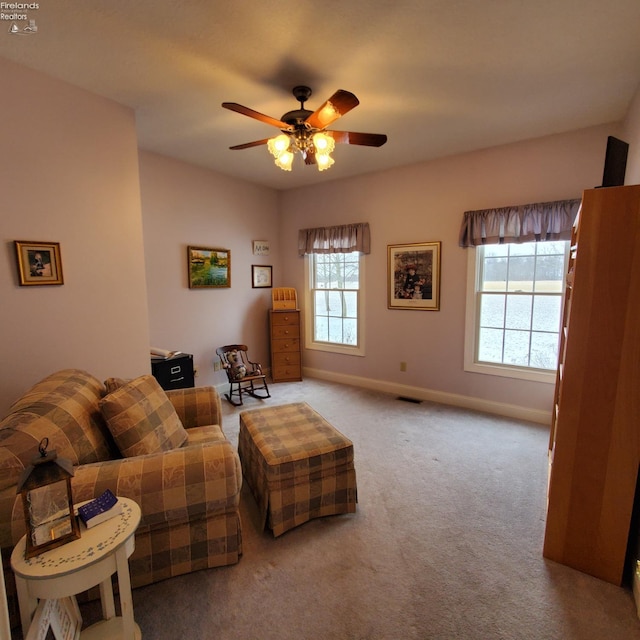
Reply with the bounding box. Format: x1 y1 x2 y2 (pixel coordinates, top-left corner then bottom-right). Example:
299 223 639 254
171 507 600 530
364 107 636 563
14 241 64 286
188 246 231 288
388 241 441 310
252 265 272 288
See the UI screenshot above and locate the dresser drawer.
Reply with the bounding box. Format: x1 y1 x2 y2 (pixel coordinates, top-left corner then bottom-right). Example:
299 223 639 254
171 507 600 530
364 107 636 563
270 312 299 327
272 337 300 353
273 352 300 368
271 364 302 381
272 325 299 340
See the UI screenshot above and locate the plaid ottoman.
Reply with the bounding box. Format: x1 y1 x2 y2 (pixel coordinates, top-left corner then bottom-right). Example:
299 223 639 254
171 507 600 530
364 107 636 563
238 402 357 536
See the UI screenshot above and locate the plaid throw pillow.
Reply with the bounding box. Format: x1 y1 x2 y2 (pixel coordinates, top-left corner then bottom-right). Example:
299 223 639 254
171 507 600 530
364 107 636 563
103 377 130 394
99 375 187 458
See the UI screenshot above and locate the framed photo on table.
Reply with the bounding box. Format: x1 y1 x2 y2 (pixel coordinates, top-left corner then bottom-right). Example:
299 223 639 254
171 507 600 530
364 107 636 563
188 246 231 288
388 241 441 310
14 241 64 286
252 265 272 288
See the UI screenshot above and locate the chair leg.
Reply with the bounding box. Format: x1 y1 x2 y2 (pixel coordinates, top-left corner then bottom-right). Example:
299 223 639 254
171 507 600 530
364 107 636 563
247 377 270 400
224 382 244 406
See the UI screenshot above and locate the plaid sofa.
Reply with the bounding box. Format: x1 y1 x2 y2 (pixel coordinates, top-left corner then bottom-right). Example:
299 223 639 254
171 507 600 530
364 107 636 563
0 369 242 627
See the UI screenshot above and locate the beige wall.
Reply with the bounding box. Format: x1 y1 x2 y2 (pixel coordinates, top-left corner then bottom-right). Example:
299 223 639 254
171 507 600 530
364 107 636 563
0 57 150 415
279 124 618 420
1 52 635 422
139 151 280 389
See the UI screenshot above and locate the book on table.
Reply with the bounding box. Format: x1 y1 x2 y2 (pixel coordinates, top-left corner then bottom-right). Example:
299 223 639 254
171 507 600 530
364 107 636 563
77 489 122 528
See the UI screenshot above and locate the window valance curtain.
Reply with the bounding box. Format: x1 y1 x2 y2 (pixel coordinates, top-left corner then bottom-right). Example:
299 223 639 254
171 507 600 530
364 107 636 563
458 198 581 247
298 222 371 256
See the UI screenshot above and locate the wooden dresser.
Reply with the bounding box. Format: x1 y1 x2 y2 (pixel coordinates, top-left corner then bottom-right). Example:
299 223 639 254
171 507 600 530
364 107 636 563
543 184 640 585
269 310 302 382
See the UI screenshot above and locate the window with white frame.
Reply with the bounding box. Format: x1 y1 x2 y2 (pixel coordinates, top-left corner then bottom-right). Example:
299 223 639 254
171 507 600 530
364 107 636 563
305 251 364 356
464 240 569 382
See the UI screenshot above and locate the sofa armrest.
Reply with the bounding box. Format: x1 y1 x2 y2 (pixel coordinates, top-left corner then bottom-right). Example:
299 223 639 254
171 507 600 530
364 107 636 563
165 386 222 430
70 440 241 529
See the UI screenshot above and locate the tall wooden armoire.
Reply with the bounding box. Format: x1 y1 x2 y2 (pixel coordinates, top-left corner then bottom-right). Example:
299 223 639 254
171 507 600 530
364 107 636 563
544 184 640 585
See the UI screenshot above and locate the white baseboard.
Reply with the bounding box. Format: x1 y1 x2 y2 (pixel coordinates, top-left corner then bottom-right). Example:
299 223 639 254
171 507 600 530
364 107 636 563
302 367 552 425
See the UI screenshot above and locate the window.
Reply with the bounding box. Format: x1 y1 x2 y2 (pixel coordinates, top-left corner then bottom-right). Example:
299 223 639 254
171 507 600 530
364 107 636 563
464 240 569 382
305 252 364 356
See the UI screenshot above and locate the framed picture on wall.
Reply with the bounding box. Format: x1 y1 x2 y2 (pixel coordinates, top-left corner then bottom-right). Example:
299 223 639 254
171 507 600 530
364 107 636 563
187 246 231 288
14 241 64 286
252 265 272 288
252 240 270 256
387 241 441 310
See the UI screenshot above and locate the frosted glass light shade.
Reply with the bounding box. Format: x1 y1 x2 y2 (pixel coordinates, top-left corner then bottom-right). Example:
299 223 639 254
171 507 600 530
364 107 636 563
313 132 335 154
316 152 335 172
274 150 294 171
268 134 291 157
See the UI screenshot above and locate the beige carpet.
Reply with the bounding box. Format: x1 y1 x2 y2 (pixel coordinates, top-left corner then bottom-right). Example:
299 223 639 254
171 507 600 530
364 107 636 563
90 379 640 639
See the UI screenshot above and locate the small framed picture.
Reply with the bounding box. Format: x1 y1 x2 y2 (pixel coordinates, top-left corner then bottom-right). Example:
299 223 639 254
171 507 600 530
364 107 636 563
388 241 441 310
252 240 270 256
14 241 64 286
188 246 231 288
252 265 272 288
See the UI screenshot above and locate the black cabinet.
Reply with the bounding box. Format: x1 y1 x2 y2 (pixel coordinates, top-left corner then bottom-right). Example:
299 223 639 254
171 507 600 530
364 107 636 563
151 353 194 390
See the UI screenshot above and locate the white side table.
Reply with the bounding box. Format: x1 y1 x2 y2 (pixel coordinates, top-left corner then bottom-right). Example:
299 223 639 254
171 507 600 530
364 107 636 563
11 497 141 640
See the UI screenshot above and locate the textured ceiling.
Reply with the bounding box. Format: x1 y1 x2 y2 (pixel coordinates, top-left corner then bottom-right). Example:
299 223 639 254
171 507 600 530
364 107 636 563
1 1 640 190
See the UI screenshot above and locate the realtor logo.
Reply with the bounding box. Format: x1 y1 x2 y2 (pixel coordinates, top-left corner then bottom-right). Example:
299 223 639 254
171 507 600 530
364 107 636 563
9 18 37 34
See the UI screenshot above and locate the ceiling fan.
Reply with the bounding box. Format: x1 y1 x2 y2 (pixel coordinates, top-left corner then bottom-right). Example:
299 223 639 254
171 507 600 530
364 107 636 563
222 86 387 172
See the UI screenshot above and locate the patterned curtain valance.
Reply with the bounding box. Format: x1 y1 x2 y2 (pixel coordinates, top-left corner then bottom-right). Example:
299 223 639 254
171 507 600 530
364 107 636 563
298 222 371 256
459 198 581 247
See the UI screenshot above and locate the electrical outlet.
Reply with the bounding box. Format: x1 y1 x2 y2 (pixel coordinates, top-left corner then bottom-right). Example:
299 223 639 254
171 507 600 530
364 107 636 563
193 366 199 377
213 361 221 372
400 361 407 372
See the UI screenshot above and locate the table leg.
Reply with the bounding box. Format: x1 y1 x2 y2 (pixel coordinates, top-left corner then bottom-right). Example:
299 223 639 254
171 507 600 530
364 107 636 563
99 576 116 619
115 546 136 639
14 575 37 637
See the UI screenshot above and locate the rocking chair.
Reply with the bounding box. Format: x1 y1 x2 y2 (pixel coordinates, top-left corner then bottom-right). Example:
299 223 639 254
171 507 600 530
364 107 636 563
216 344 271 407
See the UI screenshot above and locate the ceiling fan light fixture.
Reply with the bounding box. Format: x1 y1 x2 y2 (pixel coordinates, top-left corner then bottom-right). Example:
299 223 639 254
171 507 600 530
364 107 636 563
267 134 290 157
274 150 294 171
312 131 335 154
224 86 386 174
316 152 335 172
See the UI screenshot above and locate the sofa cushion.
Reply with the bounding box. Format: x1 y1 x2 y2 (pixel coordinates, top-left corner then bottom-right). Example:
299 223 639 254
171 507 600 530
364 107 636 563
184 424 227 446
0 370 116 472
99 375 188 458
0 448 23 493
104 377 129 394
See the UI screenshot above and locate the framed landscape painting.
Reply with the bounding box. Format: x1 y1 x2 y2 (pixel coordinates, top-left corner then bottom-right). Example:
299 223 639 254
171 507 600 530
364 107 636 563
14 241 64 286
188 246 231 288
388 241 441 310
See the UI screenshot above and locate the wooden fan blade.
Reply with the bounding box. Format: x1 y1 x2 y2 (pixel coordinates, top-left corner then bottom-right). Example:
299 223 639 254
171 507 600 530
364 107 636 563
229 138 271 150
305 90 360 129
222 102 291 130
327 131 388 147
